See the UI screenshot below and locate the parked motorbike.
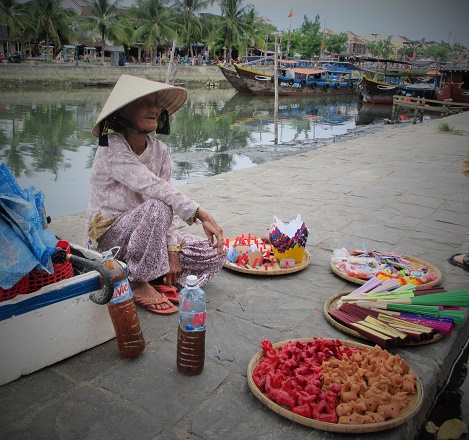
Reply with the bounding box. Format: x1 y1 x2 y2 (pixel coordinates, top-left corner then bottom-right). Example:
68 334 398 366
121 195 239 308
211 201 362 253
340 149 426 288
7 52 23 63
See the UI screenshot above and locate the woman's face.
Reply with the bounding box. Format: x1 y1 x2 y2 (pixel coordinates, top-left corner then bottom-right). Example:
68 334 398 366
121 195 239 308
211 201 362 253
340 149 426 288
119 93 162 133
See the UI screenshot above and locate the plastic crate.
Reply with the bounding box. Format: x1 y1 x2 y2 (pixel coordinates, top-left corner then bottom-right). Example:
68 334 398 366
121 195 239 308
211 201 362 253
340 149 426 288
0 275 30 302
28 240 74 293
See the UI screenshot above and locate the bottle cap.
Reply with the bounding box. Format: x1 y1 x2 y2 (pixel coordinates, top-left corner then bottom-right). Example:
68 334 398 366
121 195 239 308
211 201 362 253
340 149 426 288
101 250 114 261
101 246 120 261
186 275 198 286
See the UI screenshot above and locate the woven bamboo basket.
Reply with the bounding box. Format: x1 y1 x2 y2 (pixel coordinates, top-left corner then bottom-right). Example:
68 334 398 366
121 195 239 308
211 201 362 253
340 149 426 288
247 338 424 433
224 235 311 275
330 253 442 287
324 291 444 346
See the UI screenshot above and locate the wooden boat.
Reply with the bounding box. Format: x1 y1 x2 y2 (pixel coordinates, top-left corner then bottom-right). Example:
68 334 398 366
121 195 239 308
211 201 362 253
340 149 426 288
435 82 469 103
233 64 357 97
358 72 441 104
218 64 250 93
358 76 400 104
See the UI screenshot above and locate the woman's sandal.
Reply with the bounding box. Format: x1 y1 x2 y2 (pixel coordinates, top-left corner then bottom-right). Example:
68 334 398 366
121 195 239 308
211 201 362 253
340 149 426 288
448 253 469 272
149 282 180 304
134 293 179 315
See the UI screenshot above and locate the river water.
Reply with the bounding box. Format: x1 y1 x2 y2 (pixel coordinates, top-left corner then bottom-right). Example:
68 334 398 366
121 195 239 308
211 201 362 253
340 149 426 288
0 86 467 435
1 87 420 219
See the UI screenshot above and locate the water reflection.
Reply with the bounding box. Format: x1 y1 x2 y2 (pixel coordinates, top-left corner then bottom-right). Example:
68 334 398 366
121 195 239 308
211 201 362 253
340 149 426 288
0 88 408 218
355 103 393 125
218 93 360 144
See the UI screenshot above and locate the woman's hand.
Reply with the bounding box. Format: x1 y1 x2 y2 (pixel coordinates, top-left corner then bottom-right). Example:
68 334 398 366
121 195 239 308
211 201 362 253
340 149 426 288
166 251 182 286
197 208 225 254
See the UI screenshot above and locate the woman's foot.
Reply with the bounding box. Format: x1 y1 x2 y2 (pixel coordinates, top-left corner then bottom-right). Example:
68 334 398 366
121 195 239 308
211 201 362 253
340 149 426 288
448 253 469 272
130 281 179 313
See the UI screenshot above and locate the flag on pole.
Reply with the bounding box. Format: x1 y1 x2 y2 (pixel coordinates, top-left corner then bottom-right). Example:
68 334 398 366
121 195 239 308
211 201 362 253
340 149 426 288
288 9 293 18
449 29 452 36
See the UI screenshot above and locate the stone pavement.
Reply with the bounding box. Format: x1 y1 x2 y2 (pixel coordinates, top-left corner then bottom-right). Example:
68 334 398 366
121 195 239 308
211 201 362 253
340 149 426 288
2 112 469 439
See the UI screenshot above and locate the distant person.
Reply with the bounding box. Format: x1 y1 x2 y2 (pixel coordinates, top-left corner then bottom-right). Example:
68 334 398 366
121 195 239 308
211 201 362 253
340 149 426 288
85 75 227 314
448 146 469 272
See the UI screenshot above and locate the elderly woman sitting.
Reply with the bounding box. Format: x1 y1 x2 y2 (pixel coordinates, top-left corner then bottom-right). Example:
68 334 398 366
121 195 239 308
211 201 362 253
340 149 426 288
85 74 227 314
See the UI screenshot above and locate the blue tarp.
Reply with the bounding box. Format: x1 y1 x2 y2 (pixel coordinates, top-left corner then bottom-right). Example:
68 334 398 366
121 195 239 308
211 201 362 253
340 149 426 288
0 163 58 289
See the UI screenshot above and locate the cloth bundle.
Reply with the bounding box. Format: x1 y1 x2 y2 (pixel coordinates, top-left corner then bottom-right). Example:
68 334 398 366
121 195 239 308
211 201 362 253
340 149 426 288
0 163 58 289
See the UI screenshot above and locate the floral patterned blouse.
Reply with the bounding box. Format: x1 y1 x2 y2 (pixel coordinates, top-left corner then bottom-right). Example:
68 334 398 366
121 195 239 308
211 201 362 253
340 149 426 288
85 132 198 247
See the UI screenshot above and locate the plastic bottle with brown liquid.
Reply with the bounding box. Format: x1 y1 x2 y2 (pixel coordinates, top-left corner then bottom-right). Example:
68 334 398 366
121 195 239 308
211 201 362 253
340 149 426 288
177 275 206 375
100 247 145 358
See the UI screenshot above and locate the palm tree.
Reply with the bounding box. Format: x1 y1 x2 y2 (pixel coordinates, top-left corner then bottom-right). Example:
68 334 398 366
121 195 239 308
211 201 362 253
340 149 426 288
399 39 423 61
0 0 29 54
25 0 74 61
217 0 261 63
172 0 214 59
81 0 127 65
131 0 177 64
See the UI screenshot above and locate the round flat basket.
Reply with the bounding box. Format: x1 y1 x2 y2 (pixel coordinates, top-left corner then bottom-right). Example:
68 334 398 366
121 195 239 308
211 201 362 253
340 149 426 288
324 291 443 346
247 338 424 433
330 252 442 287
224 236 311 276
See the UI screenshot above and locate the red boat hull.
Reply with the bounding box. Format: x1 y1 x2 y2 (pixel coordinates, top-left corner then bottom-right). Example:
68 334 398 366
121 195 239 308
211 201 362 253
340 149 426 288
436 82 469 104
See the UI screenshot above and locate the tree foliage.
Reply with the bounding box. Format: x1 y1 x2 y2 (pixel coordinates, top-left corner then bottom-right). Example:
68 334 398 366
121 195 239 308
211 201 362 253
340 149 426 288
366 37 393 59
3 0 468 64
81 0 127 64
217 0 262 61
172 0 214 57
325 32 348 55
424 43 451 63
25 0 76 60
286 14 321 59
131 0 178 63
0 0 29 53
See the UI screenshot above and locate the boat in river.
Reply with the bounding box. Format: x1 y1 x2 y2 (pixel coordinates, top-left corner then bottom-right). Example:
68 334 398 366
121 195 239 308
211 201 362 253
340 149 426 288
435 82 469 103
358 71 442 104
218 64 250 93
233 64 358 97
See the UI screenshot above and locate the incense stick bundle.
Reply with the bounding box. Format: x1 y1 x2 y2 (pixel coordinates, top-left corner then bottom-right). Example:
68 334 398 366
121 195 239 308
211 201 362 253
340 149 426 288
357 301 465 323
414 286 447 295
394 313 453 335
375 290 469 307
376 313 435 341
329 309 394 348
338 303 411 344
341 277 383 301
340 302 423 343
353 307 455 324
366 279 401 294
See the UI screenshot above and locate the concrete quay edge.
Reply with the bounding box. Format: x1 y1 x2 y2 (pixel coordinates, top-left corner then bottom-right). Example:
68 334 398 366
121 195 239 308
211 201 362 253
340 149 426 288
1 112 469 439
0 63 229 88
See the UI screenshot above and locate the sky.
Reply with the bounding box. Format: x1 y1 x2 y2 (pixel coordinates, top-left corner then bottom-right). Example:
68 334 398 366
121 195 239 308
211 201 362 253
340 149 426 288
122 0 469 48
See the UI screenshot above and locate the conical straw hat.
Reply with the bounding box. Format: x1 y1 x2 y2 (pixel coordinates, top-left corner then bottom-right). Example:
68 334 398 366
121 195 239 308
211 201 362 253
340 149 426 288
92 74 187 137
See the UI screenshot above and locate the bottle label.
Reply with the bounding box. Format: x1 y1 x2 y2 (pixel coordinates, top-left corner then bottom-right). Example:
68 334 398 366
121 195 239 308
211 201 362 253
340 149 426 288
110 278 132 304
193 311 206 327
179 311 206 331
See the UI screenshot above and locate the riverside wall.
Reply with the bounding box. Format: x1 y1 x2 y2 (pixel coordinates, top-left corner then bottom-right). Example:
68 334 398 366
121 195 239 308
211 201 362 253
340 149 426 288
0 62 231 89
